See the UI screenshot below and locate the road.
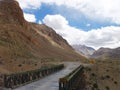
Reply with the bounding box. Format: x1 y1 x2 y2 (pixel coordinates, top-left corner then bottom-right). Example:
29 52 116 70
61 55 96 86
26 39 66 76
14 62 80 90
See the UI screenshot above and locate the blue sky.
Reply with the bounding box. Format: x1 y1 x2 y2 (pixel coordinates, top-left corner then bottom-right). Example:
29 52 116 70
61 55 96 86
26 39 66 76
23 3 120 31
17 0 120 49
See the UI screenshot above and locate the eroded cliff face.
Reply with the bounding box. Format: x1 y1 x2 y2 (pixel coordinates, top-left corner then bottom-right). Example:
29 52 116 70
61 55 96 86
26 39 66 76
0 0 26 25
0 0 86 74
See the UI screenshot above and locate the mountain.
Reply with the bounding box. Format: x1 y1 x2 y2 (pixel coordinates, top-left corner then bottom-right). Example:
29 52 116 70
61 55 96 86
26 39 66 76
72 45 95 57
0 0 86 74
91 47 120 59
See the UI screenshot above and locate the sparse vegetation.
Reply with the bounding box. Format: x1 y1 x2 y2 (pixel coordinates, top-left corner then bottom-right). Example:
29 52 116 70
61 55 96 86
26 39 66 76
85 67 91 71
105 86 110 90
114 81 117 85
89 60 95 64
35 64 37 66
91 73 96 77
93 83 98 88
84 59 120 90
0 1 120 90
18 64 22 67
106 69 109 72
106 75 110 79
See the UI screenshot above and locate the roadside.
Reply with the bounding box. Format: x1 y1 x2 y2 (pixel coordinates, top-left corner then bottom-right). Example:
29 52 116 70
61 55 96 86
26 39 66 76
84 59 120 90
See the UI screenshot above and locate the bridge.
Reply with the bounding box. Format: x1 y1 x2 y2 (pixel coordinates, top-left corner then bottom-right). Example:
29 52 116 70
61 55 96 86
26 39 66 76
0 64 64 89
14 62 81 90
0 62 85 90
59 65 84 90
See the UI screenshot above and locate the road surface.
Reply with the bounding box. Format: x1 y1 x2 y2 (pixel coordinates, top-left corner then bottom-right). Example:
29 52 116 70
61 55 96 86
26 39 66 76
14 62 80 90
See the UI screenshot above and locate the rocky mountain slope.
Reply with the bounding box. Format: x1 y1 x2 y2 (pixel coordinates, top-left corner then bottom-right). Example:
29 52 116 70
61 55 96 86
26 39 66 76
0 0 86 74
91 47 120 59
72 45 95 57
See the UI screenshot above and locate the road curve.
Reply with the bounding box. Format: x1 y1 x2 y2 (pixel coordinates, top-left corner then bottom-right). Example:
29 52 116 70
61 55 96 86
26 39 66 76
14 62 80 90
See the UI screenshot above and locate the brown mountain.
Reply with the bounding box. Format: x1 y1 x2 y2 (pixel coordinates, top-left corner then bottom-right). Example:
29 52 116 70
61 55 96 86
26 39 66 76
0 0 86 74
91 47 120 59
72 45 95 57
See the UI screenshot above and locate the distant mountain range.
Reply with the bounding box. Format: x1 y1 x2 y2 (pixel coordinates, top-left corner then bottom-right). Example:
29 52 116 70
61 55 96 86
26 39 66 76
0 0 86 74
72 44 120 59
72 45 95 57
91 47 120 59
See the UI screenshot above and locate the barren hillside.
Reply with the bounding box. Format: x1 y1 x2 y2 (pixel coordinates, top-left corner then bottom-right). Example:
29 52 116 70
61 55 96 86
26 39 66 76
0 0 86 74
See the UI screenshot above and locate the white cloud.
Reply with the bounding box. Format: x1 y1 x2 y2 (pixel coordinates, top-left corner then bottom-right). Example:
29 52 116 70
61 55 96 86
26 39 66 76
24 13 36 22
17 0 120 24
16 0 120 49
43 14 68 30
85 26 120 49
43 14 120 49
16 0 41 9
44 0 120 24
38 20 42 24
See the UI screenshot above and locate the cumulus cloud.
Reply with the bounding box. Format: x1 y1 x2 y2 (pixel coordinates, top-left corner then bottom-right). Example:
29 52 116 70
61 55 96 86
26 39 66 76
17 0 120 24
43 0 120 24
43 14 120 49
16 0 41 9
24 13 36 22
16 0 120 49
85 26 120 49
43 14 68 30
38 20 42 24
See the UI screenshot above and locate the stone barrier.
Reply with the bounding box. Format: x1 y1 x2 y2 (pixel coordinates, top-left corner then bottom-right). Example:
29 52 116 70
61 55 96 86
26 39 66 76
59 65 84 90
2 64 64 89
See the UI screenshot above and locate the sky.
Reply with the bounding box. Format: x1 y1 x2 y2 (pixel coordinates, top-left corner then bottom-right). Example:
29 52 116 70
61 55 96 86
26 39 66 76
17 0 120 50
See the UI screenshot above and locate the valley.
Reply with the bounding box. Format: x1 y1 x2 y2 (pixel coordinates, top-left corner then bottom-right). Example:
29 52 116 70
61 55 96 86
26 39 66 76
0 0 120 90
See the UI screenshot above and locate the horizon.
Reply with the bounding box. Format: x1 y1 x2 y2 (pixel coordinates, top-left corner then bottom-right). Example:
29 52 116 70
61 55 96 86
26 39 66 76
17 0 120 49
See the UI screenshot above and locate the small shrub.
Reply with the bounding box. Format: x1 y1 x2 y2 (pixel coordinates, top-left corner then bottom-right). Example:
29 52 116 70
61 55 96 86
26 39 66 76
106 75 110 79
0 61 3 64
88 68 91 71
18 64 22 67
111 78 114 81
105 86 110 90
91 73 96 77
85 67 91 71
35 64 37 66
93 83 98 88
101 76 105 80
89 60 95 64
92 87 95 90
114 81 117 84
